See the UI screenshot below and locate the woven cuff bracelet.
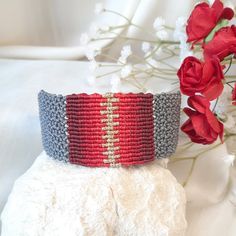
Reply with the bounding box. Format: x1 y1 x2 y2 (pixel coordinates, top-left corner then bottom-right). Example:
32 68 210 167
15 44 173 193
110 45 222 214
38 90 181 167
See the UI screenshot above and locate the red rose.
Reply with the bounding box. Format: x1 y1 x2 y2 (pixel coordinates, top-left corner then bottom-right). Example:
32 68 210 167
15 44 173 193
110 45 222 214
186 0 234 44
232 83 236 105
181 95 224 144
204 26 236 61
177 56 224 101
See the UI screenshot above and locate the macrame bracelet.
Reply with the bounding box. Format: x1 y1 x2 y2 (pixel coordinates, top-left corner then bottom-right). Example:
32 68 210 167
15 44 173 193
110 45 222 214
38 90 181 167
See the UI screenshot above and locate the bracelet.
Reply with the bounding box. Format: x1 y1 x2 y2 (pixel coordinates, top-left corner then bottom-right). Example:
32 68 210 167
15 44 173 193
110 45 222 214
38 90 181 167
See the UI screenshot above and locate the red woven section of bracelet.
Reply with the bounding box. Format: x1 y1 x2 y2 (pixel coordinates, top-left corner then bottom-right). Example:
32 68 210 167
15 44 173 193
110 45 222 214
113 93 155 166
66 94 108 167
66 93 155 167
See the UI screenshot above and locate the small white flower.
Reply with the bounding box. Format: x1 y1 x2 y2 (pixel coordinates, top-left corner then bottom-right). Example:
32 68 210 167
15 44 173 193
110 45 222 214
118 45 132 64
153 17 165 31
176 32 192 62
80 33 90 46
121 45 132 58
223 154 235 166
94 3 104 15
110 74 121 92
156 30 168 40
89 60 98 72
176 16 187 29
179 44 192 62
173 17 187 42
85 46 101 60
118 56 126 64
87 76 96 86
121 65 132 78
142 42 151 53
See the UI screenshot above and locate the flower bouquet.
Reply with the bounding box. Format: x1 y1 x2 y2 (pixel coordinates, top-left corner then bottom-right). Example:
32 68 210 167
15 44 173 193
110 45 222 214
82 0 236 146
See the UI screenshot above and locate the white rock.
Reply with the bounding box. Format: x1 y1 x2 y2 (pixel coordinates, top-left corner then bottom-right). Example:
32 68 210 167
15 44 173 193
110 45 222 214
1 152 187 236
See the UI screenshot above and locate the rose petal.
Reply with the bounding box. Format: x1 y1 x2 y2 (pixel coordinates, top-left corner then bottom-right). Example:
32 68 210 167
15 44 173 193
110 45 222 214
202 80 224 100
191 114 213 140
187 95 210 113
183 107 196 117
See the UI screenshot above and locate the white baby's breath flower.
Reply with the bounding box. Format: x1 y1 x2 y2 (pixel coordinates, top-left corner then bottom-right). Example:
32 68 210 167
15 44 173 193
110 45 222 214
142 42 151 53
85 46 101 60
156 30 168 40
121 65 132 78
94 3 104 15
110 74 121 92
173 17 187 42
89 60 98 72
175 31 192 62
121 45 132 58
118 56 126 64
87 76 96 86
85 47 96 60
176 16 187 29
80 33 90 46
89 23 110 38
153 17 165 31
118 45 132 64
179 42 192 62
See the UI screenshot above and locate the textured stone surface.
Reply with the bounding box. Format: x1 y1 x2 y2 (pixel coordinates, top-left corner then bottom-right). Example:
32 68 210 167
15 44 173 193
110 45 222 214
1 152 186 236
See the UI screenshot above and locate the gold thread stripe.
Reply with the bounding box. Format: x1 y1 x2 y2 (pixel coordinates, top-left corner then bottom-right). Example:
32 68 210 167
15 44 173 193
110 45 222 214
101 93 120 167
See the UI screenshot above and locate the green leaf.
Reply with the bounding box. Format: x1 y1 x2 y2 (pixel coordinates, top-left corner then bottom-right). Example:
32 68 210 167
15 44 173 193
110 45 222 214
205 19 228 43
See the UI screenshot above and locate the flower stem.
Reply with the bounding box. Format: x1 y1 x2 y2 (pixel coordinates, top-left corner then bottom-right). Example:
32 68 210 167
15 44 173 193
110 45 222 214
96 69 121 78
224 56 233 75
212 97 219 112
182 158 196 187
104 9 131 23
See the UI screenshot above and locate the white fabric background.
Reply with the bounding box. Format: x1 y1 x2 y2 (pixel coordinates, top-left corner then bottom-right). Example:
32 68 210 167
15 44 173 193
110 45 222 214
0 0 236 235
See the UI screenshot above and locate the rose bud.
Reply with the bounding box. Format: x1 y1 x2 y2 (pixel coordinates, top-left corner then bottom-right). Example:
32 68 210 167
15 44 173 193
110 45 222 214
204 26 236 61
186 0 234 45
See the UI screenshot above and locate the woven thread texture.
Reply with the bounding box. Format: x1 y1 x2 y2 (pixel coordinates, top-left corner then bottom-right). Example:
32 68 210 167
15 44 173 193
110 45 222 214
38 90 69 162
38 90 181 167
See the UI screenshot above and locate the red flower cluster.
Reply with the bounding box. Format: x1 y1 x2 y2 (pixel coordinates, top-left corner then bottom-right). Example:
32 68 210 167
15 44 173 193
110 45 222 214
186 0 234 45
178 0 236 144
